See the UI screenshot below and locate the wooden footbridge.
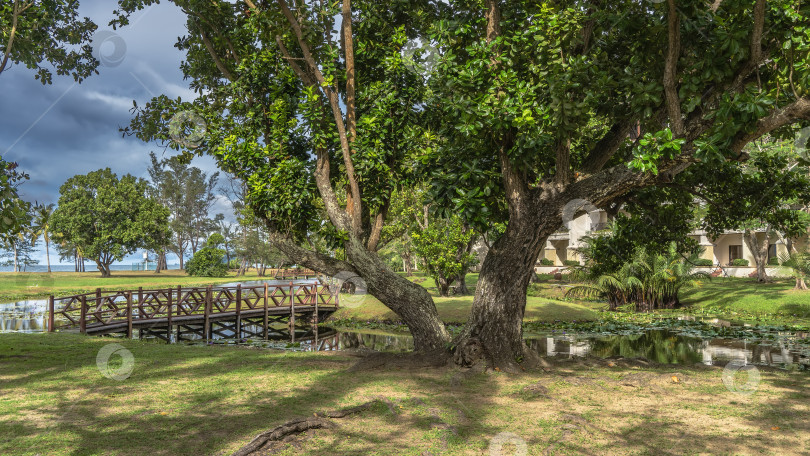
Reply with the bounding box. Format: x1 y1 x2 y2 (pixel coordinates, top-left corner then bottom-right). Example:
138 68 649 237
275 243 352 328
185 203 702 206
272 268 319 280
46 282 339 342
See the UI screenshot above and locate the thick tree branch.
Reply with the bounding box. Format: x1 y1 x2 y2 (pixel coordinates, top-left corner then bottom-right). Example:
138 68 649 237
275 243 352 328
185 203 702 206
266 229 358 276
366 200 390 253
663 0 684 135
314 148 351 231
0 0 25 76
580 119 637 174
555 138 572 184
200 30 236 81
276 0 363 235
729 98 810 154
342 0 357 142
750 0 765 64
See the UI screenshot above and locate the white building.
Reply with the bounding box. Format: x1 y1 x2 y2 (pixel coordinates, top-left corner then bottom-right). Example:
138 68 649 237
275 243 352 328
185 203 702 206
536 209 802 278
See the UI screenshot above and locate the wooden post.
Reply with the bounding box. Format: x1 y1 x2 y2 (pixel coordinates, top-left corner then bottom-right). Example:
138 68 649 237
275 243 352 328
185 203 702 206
79 295 87 334
235 284 242 340
263 283 269 340
203 285 211 341
167 287 173 343
48 296 55 332
137 286 143 315
176 285 182 315
126 291 133 339
289 281 295 342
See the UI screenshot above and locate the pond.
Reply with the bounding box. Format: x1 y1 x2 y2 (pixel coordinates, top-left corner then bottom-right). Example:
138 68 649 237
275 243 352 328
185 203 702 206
2 294 808 369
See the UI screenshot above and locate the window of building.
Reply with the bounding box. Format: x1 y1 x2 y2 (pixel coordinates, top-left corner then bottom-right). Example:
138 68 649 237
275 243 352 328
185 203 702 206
729 245 743 262
768 244 777 260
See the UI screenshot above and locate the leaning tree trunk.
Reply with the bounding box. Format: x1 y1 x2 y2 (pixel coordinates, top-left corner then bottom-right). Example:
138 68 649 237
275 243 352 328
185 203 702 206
344 237 451 352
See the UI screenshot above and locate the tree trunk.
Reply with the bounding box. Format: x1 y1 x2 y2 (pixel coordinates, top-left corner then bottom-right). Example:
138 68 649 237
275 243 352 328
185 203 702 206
455 209 551 371
403 245 414 275
45 239 51 273
455 272 469 295
743 228 770 282
13 243 18 273
96 261 112 278
795 277 808 290
344 237 450 352
435 276 451 297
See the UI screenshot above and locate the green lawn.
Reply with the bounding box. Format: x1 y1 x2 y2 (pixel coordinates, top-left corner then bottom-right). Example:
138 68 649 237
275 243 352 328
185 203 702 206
679 277 810 318
334 273 599 325
0 270 268 303
0 332 807 456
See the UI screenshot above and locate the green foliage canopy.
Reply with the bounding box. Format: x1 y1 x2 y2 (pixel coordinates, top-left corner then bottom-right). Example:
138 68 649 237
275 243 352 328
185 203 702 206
1 0 98 83
51 168 171 277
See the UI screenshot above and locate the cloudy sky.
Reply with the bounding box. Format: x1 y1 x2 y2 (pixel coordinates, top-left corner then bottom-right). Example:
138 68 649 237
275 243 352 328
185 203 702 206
1 1 232 267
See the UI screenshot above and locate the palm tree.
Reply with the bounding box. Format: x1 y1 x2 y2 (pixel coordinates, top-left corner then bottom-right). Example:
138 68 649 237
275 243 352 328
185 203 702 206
778 248 810 290
568 241 709 312
31 203 55 273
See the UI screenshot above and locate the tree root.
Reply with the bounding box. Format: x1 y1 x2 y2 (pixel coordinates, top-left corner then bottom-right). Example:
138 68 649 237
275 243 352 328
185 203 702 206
230 399 393 456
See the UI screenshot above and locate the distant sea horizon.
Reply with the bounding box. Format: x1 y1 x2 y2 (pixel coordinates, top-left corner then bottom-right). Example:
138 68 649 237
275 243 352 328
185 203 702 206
0 264 182 273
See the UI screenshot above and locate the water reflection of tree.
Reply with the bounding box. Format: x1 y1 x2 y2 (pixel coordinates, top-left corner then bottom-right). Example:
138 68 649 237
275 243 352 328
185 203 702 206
339 332 413 352
589 330 703 364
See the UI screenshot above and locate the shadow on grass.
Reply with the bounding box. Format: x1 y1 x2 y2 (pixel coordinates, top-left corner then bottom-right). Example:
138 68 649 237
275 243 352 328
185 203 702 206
0 333 502 456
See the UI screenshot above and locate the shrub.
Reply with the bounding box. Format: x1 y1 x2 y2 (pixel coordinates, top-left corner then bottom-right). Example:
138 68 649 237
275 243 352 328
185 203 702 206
563 260 580 267
539 257 554 266
566 242 710 312
768 256 780 265
186 234 229 277
228 258 240 269
730 258 749 267
693 258 713 267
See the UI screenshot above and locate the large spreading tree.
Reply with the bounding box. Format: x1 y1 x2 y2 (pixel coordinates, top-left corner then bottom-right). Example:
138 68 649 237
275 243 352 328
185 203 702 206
51 168 171 277
115 0 810 369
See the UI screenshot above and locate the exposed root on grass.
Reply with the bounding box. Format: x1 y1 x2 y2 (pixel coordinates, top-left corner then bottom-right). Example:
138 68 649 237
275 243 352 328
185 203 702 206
230 398 395 456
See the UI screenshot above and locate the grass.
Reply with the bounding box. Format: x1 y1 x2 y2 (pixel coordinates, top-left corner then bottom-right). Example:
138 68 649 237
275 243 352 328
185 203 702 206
1 332 808 455
5 270 810 327
527 276 810 326
0 270 269 303
334 273 599 325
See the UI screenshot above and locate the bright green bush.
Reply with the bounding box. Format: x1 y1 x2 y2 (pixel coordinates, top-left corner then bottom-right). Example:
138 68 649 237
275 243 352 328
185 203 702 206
563 260 580 267
539 257 554 266
693 258 713 267
730 258 750 267
186 235 229 277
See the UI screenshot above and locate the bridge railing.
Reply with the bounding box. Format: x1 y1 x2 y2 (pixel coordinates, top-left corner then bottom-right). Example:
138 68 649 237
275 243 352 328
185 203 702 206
48 282 339 333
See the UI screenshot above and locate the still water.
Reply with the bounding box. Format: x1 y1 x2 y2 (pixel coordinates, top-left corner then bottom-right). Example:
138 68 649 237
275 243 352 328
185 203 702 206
2 294 808 369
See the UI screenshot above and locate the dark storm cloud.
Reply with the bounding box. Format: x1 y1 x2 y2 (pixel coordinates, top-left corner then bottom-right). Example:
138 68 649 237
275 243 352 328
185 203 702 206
0 0 229 264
